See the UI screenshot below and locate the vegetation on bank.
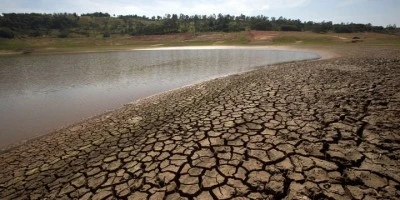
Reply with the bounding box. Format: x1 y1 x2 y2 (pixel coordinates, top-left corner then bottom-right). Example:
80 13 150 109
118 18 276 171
0 12 399 39
0 31 399 54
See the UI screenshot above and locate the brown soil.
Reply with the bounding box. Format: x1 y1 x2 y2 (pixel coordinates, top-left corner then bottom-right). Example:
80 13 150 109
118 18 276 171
248 31 278 41
130 32 240 42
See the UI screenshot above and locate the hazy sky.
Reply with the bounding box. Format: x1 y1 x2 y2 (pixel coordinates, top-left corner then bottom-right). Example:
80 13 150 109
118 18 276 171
0 0 399 26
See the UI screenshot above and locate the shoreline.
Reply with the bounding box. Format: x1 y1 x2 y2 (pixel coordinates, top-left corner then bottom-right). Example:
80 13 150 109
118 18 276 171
0 44 338 59
136 45 339 60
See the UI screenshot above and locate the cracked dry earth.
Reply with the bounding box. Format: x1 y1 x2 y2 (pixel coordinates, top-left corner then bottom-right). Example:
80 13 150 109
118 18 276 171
1 48 400 200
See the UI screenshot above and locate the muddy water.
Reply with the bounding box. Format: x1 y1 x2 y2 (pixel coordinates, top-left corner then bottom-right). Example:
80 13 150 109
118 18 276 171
0 48 319 147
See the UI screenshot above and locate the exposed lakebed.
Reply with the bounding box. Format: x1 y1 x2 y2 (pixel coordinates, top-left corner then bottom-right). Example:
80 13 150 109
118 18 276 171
0 47 319 147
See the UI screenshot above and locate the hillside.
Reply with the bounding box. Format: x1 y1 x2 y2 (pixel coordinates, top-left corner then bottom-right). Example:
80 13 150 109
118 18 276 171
1 12 398 40
1 31 399 54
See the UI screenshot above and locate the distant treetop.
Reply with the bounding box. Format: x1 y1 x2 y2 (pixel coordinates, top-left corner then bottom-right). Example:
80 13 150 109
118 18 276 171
0 12 397 38
81 12 110 17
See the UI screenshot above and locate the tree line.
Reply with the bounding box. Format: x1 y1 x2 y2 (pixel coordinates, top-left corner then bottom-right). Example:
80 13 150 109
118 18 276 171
0 12 398 38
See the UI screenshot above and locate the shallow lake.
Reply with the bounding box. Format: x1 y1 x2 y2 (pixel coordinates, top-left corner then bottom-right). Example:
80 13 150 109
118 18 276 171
0 47 320 148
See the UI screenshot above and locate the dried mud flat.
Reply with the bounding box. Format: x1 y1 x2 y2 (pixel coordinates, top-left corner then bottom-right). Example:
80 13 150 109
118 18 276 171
1 47 400 200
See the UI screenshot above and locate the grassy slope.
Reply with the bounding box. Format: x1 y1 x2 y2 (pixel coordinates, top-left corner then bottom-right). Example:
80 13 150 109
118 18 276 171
0 31 399 54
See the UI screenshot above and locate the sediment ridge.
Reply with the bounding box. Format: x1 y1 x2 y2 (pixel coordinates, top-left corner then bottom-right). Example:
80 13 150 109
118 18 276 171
0 47 399 199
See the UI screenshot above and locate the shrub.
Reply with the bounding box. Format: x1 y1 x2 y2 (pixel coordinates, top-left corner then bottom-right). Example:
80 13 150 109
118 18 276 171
58 30 69 38
280 25 301 32
28 30 42 37
103 31 111 37
0 28 15 38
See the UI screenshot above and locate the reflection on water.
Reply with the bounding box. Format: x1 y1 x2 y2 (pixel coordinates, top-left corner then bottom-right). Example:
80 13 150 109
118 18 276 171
0 48 319 147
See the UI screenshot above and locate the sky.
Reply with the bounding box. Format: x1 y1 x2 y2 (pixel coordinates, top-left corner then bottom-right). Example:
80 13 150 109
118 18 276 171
0 0 399 26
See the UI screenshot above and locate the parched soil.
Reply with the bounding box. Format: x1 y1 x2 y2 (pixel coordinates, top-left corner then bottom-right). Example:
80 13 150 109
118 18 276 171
0 47 400 199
